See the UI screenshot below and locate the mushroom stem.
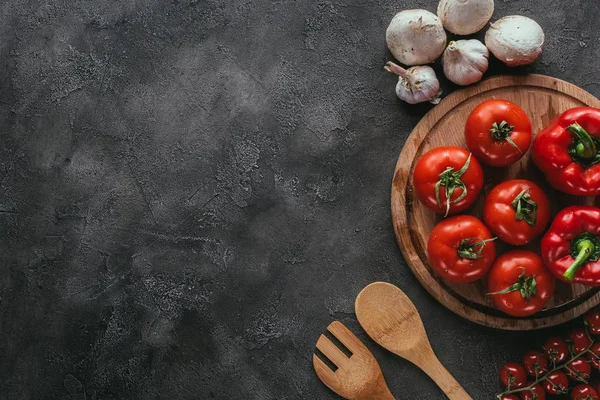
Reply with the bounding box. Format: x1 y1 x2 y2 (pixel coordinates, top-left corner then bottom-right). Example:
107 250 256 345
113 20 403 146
384 61 408 79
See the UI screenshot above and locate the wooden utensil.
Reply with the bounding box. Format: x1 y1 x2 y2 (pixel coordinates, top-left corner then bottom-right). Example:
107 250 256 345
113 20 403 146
355 282 472 400
391 74 600 330
313 321 394 399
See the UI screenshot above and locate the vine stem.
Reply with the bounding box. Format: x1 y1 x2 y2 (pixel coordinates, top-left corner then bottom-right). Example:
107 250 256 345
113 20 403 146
496 336 597 399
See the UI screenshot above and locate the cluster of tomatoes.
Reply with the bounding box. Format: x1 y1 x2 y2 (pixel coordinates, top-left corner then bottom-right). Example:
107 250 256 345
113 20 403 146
498 309 600 400
414 99 555 317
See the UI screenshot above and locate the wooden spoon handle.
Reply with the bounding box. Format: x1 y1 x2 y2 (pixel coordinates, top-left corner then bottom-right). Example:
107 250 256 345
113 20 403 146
415 353 472 400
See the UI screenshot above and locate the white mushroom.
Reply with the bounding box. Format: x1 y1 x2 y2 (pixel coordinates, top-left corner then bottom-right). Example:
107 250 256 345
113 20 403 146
437 0 494 35
485 16 545 66
443 40 489 86
386 9 447 66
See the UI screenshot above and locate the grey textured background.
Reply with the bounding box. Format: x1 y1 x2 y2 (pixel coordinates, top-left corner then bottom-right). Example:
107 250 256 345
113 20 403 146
1 0 598 399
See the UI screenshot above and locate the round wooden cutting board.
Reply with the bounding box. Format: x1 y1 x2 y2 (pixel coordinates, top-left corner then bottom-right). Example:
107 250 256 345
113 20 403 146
391 74 600 330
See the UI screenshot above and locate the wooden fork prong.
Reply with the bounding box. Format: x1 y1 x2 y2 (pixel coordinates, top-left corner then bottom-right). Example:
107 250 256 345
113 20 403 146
327 321 364 355
316 334 349 368
312 353 337 383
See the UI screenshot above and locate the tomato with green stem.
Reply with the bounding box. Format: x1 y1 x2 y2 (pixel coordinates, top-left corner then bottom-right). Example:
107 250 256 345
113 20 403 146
488 250 555 317
520 383 545 400
542 371 569 395
427 215 496 283
587 342 600 369
570 384 599 400
501 395 520 400
413 147 484 216
544 337 569 364
569 328 593 353
465 99 532 167
586 310 600 335
500 363 527 389
483 180 551 246
522 351 549 377
567 357 591 382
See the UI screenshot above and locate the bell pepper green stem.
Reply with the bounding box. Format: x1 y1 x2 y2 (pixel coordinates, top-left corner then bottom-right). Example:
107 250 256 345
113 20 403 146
567 122 597 160
564 239 596 281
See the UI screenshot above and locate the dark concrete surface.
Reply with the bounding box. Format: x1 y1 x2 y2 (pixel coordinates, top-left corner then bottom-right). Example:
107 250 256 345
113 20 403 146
1 0 598 399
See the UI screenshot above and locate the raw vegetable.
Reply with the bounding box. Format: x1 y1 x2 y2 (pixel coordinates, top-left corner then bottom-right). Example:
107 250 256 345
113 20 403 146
384 61 442 105
413 146 484 216
487 250 555 317
544 337 569 364
483 180 550 246
427 215 496 283
542 371 569 395
485 16 545 66
386 9 447 66
500 363 527 389
570 385 599 400
532 107 600 196
566 358 591 381
540 206 600 285
442 39 489 86
520 384 545 400
568 328 592 354
586 310 600 335
437 0 494 35
464 99 532 167
522 351 549 377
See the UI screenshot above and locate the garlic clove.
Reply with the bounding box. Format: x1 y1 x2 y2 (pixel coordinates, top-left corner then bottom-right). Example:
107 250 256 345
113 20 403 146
386 9 447 66
443 39 489 86
385 61 442 105
485 15 545 67
437 0 494 35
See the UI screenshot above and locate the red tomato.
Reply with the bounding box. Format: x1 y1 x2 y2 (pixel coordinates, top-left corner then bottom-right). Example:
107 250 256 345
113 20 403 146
483 180 551 246
571 384 599 400
544 337 569 364
567 357 592 382
500 363 527 389
542 371 569 395
501 395 520 400
520 384 545 400
427 215 496 283
586 310 600 335
413 147 484 216
569 328 593 353
522 351 549 377
487 250 555 317
464 99 532 167
587 343 600 369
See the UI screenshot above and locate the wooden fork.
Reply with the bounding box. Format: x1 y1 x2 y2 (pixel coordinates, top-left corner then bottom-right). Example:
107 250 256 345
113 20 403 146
313 321 394 400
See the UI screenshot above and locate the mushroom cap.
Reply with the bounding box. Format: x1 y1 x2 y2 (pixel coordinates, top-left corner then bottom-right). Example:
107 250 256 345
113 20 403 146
437 0 494 35
386 9 447 66
485 15 545 66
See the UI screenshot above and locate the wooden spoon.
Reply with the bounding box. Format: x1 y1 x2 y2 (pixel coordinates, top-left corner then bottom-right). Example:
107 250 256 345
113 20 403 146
355 282 472 400
313 321 394 399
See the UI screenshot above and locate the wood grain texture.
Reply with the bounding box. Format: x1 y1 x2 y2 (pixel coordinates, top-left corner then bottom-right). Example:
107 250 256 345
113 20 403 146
356 282 472 400
391 74 600 330
313 321 394 400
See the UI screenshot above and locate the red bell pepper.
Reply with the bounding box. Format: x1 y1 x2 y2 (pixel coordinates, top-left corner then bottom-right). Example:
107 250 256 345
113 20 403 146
541 206 600 285
532 107 600 196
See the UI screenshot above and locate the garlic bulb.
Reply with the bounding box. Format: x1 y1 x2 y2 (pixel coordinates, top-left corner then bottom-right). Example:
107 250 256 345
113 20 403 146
386 9 447 66
385 61 442 105
443 40 489 86
485 16 545 66
437 0 494 35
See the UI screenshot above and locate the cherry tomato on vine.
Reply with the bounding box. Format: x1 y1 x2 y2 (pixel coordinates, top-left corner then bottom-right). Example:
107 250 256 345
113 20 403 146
570 384 599 400
586 310 600 335
567 357 592 382
544 337 569 364
487 251 555 317
542 371 569 395
500 362 527 389
522 351 549 377
483 180 551 246
427 215 496 283
587 343 600 369
569 328 593 353
413 147 484 216
464 99 532 167
501 395 520 400
520 383 545 400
